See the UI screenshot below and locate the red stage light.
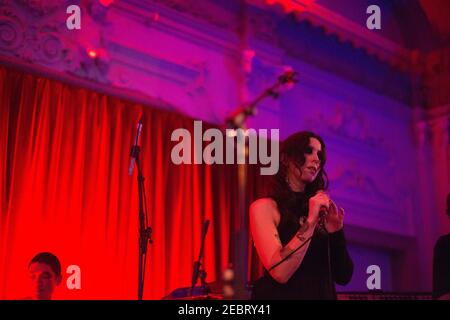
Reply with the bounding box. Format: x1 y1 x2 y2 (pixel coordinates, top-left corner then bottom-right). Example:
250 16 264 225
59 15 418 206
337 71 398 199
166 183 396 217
87 49 98 59
265 0 315 13
99 0 113 7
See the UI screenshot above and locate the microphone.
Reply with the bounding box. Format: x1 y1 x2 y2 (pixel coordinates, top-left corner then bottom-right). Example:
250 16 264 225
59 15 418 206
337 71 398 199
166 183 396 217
319 206 328 219
128 116 143 176
318 206 328 234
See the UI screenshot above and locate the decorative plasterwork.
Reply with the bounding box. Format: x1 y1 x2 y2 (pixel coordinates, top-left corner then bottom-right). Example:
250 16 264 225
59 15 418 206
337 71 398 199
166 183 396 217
305 103 386 149
150 0 240 33
107 42 201 85
116 0 241 58
0 2 71 65
327 158 415 236
0 0 111 83
15 0 60 16
143 0 411 71
137 0 412 104
248 0 413 72
329 166 392 203
0 0 417 110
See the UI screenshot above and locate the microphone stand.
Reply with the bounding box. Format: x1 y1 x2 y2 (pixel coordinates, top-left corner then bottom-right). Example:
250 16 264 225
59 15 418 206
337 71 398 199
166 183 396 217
225 70 298 129
129 121 153 300
190 220 210 297
224 70 298 298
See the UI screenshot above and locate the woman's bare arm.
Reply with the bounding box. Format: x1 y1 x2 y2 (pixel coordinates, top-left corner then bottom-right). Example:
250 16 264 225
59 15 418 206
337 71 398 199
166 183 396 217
250 198 316 284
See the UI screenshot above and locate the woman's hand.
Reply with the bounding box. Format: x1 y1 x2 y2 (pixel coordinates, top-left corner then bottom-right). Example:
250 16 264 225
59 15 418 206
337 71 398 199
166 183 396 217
324 200 344 233
308 191 330 225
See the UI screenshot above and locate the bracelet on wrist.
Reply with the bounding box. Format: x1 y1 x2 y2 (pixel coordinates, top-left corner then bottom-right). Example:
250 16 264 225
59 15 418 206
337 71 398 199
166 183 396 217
296 217 310 241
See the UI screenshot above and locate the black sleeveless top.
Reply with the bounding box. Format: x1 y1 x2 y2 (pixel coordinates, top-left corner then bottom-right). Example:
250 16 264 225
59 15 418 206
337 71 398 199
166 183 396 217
251 194 354 300
433 234 450 299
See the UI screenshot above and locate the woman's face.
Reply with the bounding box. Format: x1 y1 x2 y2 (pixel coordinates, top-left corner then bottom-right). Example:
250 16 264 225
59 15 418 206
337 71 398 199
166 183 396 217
300 137 323 183
288 137 323 189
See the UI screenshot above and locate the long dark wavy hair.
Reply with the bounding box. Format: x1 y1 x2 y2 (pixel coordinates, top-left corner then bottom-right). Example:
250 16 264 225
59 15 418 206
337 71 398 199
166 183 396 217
269 131 329 228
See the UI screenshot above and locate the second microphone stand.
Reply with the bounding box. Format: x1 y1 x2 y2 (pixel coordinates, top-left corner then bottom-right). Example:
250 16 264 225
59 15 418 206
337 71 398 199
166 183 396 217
189 219 210 297
130 143 153 300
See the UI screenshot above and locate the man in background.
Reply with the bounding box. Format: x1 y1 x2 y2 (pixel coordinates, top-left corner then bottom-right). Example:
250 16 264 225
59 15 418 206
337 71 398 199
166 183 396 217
24 252 62 300
433 194 450 300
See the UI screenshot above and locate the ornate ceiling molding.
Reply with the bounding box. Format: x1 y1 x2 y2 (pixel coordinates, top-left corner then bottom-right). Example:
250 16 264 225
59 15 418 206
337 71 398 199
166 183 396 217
116 0 241 58
0 0 112 83
15 0 60 16
249 0 414 72
106 41 204 89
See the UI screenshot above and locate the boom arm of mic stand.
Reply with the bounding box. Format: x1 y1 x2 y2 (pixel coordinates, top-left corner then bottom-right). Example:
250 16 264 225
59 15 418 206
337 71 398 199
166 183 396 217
225 71 297 129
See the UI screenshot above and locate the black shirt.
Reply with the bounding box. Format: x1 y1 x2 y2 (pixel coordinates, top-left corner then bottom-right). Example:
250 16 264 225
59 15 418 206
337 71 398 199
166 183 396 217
252 229 353 299
433 234 450 299
251 194 353 300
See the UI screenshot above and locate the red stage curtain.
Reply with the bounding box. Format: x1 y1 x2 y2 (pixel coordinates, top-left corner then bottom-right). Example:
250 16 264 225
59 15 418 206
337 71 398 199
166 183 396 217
0 65 256 299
